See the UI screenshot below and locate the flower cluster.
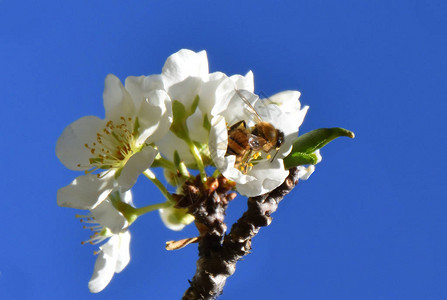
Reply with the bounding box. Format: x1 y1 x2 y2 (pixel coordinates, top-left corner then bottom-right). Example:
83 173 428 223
56 49 321 292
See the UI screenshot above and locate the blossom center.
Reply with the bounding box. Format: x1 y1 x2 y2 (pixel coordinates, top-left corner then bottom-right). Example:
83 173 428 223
234 150 270 174
81 116 141 172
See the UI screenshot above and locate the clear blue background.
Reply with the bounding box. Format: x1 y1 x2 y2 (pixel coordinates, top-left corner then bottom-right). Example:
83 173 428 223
1 0 446 299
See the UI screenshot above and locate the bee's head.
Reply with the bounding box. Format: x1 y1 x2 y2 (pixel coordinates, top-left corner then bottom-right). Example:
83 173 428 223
275 130 284 149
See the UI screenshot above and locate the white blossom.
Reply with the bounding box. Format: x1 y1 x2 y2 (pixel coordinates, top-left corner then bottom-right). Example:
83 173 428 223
209 89 310 197
77 190 133 293
56 74 172 209
130 49 227 164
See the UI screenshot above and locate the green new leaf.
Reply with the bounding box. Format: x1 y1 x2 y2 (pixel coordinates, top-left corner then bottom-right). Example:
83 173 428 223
170 97 200 140
171 100 189 140
283 127 354 169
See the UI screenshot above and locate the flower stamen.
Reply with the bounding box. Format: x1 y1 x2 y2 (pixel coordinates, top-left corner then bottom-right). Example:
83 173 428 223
81 116 142 172
76 215 112 247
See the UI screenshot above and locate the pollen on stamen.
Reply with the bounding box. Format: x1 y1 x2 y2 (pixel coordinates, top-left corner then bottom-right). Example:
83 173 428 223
253 152 262 160
81 116 139 173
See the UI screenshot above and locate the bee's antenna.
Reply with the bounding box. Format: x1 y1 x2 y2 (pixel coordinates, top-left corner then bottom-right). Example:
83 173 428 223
270 148 280 162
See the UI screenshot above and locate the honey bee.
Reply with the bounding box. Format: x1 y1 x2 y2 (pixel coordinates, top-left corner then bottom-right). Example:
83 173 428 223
226 89 284 172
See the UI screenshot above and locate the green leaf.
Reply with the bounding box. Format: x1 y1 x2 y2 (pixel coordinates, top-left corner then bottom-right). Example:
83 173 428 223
170 97 200 140
188 95 200 117
283 127 354 169
170 100 189 140
284 152 319 168
203 114 211 132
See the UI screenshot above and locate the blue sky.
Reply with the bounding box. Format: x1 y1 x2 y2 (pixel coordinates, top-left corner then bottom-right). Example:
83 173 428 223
1 0 446 299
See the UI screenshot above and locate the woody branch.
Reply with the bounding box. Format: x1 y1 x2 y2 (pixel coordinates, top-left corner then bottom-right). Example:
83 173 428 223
181 167 300 300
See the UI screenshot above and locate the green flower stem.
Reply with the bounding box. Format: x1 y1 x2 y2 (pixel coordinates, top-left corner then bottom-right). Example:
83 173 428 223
186 140 207 182
134 201 171 217
152 154 177 171
143 169 174 203
212 168 221 178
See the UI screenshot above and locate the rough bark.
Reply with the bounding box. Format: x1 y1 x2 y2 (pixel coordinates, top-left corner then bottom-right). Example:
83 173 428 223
180 168 300 300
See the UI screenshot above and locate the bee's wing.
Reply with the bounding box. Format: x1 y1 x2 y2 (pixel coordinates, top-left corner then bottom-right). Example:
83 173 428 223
256 91 283 123
247 133 266 151
235 89 263 124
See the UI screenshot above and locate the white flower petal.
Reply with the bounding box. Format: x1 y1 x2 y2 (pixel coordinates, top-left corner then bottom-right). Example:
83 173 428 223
124 74 164 108
103 74 135 121
120 190 134 206
235 159 289 197
114 231 131 273
211 70 255 118
187 108 209 143
230 71 254 92
136 90 172 144
90 199 128 234
57 172 115 210
197 72 227 115
116 146 157 191
156 131 195 164
209 116 230 169
56 115 104 170
166 76 202 110
162 49 208 88
314 149 322 163
297 165 315 180
267 90 302 113
88 235 120 293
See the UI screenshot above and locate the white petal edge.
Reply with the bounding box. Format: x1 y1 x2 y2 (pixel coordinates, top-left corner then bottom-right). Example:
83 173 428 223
211 73 255 117
116 146 158 191
156 130 196 165
88 235 120 293
57 172 115 210
267 90 302 113
124 74 164 108
114 231 131 273
56 115 105 171
136 89 172 144
297 165 315 180
90 199 128 234
197 72 227 115
235 159 289 197
103 74 136 121
162 49 208 88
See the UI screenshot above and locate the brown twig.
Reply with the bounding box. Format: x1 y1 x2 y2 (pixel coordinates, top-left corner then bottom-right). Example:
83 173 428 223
179 168 299 300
